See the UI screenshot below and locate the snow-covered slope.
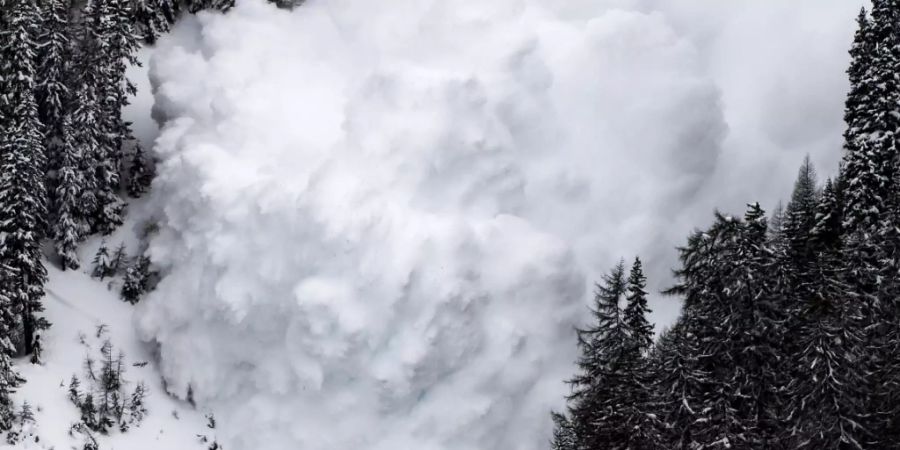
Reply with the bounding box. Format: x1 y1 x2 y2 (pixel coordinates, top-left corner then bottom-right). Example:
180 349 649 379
4 230 214 450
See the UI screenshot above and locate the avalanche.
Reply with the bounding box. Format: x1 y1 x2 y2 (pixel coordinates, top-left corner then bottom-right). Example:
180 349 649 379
137 2 725 449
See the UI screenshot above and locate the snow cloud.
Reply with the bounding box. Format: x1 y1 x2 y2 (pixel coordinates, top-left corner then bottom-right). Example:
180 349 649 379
135 1 862 449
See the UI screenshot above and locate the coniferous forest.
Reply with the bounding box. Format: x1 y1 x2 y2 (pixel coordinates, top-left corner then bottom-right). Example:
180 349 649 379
552 3 900 449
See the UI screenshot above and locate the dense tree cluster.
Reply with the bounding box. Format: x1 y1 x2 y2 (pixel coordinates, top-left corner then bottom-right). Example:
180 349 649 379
551 4 900 449
0 2 153 431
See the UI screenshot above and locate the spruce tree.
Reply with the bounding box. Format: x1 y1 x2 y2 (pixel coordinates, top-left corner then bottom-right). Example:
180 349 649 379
565 260 656 449
37 0 89 270
77 0 138 235
661 208 788 449
121 256 150 304
133 0 178 44
621 257 658 448
0 0 51 359
810 177 845 253
111 243 128 275
53 110 88 270
127 143 154 198
781 156 821 309
0 295 20 433
35 0 72 183
733 203 789 448
839 5 900 445
92 241 114 280
783 156 819 265
648 318 706 449
785 285 867 449
624 257 653 356
184 0 235 13
566 261 628 448
842 3 899 234
662 219 746 449
549 411 575 450
69 375 82 404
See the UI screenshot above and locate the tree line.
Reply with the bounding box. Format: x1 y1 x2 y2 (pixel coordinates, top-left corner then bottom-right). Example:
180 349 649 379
552 2 900 449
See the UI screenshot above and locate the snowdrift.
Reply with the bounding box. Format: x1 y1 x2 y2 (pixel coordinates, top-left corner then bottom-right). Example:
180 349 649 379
137 1 728 449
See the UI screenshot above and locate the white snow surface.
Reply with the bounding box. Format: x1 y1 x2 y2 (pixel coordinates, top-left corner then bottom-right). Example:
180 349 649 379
4 230 211 450
136 1 860 449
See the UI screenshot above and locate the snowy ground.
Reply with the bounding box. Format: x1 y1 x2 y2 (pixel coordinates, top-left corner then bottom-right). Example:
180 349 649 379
3 224 214 450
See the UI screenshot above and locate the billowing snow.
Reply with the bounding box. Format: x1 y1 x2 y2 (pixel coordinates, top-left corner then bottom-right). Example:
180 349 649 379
138 2 722 449
135 0 859 449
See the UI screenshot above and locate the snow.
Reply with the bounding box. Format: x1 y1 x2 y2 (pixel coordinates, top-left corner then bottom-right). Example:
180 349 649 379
120 0 863 449
4 230 213 449
137 1 725 449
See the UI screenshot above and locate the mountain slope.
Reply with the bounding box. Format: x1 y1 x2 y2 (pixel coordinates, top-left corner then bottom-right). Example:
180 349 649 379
4 231 215 450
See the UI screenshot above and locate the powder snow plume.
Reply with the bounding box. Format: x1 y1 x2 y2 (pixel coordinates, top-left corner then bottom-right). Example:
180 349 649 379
137 0 726 448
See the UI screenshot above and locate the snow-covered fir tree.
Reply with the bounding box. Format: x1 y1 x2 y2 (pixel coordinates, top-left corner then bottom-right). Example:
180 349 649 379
76 0 142 235
53 110 88 270
35 0 72 180
549 412 575 450
92 241 115 280
555 259 658 449
842 2 900 234
623 257 653 356
133 0 178 43
0 0 51 360
783 156 819 271
127 143 155 198
121 256 151 304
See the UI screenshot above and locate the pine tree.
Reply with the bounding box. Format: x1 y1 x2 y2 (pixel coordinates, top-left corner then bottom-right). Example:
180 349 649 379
783 156 820 275
549 411 575 450
111 243 128 275
624 257 653 356
660 208 788 448
35 0 72 182
81 393 97 430
0 297 19 433
92 241 114 280
96 0 139 234
133 0 178 44
184 0 235 13
128 382 148 425
842 4 899 234
810 177 845 253
76 0 142 235
19 401 33 425
734 203 789 447
661 219 745 449
785 289 867 449
127 143 154 197
839 5 900 445
69 375 83 404
648 319 704 449
53 110 88 270
121 256 150 304
37 0 89 270
566 260 650 449
0 0 51 359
